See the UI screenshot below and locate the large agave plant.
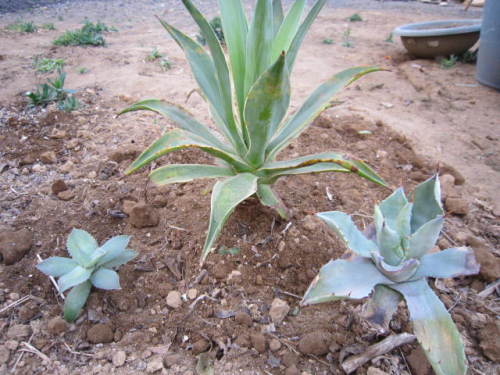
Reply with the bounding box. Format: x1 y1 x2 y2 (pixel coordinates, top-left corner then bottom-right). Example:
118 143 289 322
302 176 480 375
119 0 385 264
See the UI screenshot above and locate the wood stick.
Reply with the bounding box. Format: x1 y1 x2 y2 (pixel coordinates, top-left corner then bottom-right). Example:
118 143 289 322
341 333 416 374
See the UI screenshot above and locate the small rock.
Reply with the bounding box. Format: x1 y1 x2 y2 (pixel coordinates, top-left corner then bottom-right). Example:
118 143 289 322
282 352 298 367
20 153 36 165
302 215 320 232
285 365 300 375
109 148 139 163
367 368 389 375
32 163 46 173
269 339 281 352
166 291 182 309
467 236 500 281
98 161 118 180
40 151 57 164
129 203 160 228
407 346 433 375
146 355 164 373
445 197 469 215
478 321 500 362
250 332 267 353
439 174 456 200
87 324 114 344
49 129 67 139
187 288 198 300
51 179 68 195
163 353 182 368
235 311 252 327
112 350 127 367
192 338 210 355
59 160 74 174
151 195 168 208
0 346 9 365
234 334 250 348
298 331 332 356
57 190 75 201
18 303 38 321
440 164 465 185
269 298 290 325
47 316 67 335
122 200 137 215
7 324 31 340
227 270 242 284
0 229 33 265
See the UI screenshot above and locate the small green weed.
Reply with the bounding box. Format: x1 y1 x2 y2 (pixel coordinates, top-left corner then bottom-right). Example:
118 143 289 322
41 23 56 31
26 69 78 111
53 21 111 46
33 57 65 73
440 55 458 69
146 47 164 62
159 58 172 71
77 67 89 74
342 28 353 48
59 95 80 112
384 32 394 43
458 49 477 64
6 21 37 33
347 13 363 22
322 38 334 45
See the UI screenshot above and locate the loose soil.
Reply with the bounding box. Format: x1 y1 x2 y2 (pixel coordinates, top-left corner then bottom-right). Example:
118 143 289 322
0 1 498 374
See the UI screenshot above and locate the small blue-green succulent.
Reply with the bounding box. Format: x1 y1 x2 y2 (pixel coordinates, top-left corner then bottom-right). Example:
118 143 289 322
302 176 479 375
37 229 137 322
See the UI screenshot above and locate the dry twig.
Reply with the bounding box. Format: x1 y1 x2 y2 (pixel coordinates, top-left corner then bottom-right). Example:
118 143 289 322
36 254 65 300
0 295 31 314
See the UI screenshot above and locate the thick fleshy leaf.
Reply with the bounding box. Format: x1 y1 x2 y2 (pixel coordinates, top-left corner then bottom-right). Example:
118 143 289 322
411 175 443 232
396 202 413 240
407 216 443 259
412 247 480 280
66 229 97 266
267 67 380 159
272 0 284 36
63 281 91 322
218 0 248 121
95 235 131 266
378 188 408 231
261 152 385 186
256 183 289 220
58 266 92 293
117 99 231 152
181 0 243 153
392 279 467 375
286 0 327 70
150 164 234 185
364 284 402 329
262 162 350 183
271 0 305 63
316 211 378 257
244 53 290 167
244 0 274 96
90 268 121 290
101 249 137 269
157 18 244 152
36 257 78 278
301 257 393 305
372 254 420 283
124 129 250 175
201 173 258 264
377 222 404 266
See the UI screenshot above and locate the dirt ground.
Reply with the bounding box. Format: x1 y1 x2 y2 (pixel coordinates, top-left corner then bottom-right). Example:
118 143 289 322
0 0 498 374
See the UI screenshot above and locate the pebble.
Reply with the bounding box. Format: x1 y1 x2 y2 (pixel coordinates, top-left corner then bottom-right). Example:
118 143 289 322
269 339 281 352
282 352 298 367
87 324 114 344
0 229 33 265
439 174 456 199
298 331 332 356
49 129 67 139
467 236 500 281
32 164 46 173
166 291 182 309
234 311 252 327
146 355 164 373
40 151 57 164
406 346 433 375
163 353 182 368
129 203 160 228
51 179 68 195
112 350 127 367
445 197 469 215
59 160 74 174
367 367 389 375
285 366 300 375
57 190 75 201
186 288 197 300
250 332 267 353
47 317 67 335
191 338 210 355
269 298 290 325
302 215 320 232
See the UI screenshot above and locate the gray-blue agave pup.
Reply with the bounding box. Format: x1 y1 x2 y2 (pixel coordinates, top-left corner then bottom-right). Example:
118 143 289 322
37 229 137 322
301 176 479 375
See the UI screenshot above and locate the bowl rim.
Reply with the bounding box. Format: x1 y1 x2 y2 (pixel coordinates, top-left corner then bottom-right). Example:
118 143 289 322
393 19 481 37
